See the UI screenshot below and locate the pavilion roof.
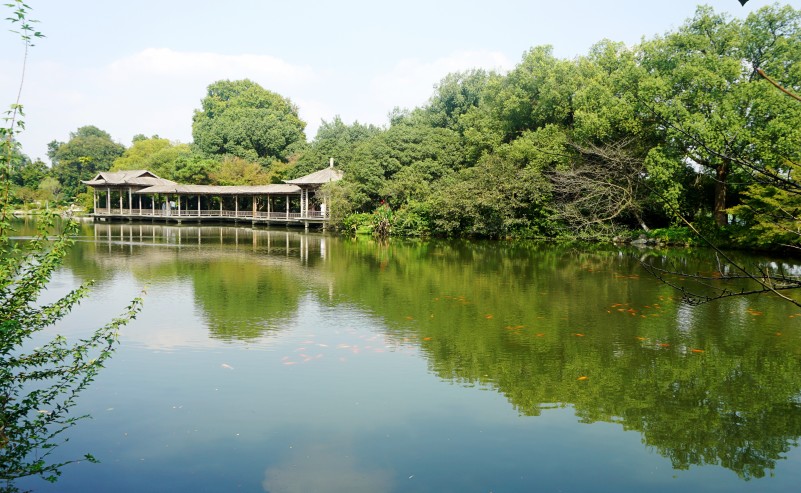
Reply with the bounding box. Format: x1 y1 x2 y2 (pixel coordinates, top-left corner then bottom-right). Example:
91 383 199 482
284 166 343 185
134 183 301 195
85 164 342 193
83 170 175 187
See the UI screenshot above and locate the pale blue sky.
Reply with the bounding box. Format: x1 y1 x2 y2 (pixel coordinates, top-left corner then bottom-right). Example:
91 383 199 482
2 0 799 162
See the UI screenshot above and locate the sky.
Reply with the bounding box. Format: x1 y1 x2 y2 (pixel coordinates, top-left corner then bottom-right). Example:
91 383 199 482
2 0 801 163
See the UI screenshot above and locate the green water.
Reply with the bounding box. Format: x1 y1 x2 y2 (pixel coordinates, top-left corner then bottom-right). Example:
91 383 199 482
12 220 801 492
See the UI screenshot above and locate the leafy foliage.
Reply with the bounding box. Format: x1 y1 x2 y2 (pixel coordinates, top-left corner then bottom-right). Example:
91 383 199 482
49 126 126 201
0 215 143 486
110 136 192 179
1 3 142 489
192 79 306 162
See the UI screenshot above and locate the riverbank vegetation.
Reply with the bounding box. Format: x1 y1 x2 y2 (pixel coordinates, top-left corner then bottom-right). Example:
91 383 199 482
7 3 801 253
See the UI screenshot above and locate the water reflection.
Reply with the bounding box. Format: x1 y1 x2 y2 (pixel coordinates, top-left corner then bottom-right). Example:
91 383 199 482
61 222 333 343
33 221 801 480
312 239 801 479
262 442 394 493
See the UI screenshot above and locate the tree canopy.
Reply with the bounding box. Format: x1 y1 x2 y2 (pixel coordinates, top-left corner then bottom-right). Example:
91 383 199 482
48 126 125 199
191 79 307 163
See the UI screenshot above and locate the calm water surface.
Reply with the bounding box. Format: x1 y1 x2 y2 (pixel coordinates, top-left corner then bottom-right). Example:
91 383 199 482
12 220 801 492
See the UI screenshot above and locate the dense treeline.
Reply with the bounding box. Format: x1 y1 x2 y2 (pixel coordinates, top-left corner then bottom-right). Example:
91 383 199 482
9 4 801 249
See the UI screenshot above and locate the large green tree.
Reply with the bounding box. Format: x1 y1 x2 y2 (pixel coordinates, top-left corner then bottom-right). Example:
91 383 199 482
48 125 125 201
110 135 192 179
191 79 306 163
639 5 801 226
291 116 380 178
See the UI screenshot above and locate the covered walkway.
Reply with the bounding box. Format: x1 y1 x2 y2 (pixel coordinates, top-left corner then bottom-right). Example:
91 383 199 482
83 163 343 228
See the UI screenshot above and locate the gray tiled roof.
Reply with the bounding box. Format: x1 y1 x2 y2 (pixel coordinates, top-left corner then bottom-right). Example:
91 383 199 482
284 166 343 185
134 184 300 195
82 170 176 187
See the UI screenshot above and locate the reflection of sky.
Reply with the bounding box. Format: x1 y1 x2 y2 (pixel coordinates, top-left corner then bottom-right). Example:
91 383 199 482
262 442 394 493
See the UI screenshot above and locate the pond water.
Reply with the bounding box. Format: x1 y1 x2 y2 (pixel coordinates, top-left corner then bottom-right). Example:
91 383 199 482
11 220 801 492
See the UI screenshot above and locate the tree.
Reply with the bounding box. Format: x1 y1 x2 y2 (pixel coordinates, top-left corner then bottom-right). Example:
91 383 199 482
291 116 380 178
430 155 553 238
209 156 273 186
425 69 490 131
170 154 219 185
191 79 306 162
1 2 141 489
111 136 192 179
49 126 125 201
551 140 652 238
638 5 801 227
634 5 801 306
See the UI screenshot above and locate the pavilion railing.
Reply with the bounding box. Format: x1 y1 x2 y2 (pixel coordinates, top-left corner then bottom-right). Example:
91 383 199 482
94 208 328 220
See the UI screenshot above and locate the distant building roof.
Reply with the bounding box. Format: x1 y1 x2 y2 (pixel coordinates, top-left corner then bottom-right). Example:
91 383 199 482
83 170 176 187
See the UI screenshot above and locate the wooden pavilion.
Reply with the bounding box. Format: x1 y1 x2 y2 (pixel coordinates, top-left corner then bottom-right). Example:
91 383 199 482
83 161 344 228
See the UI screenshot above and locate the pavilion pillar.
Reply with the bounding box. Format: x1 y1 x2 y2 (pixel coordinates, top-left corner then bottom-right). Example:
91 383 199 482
219 197 223 216
178 195 181 216
198 196 201 216
119 190 123 213
235 195 239 216
252 196 257 217
93 189 97 213
285 196 290 218
106 188 111 214
128 187 133 214
267 196 271 216
151 196 155 215
138 194 142 215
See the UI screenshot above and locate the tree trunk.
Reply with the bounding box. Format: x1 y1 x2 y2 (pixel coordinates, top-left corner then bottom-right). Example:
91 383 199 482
634 210 650 232
714 161 729 227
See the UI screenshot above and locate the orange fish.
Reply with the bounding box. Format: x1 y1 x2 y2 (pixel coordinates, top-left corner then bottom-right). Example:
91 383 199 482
577 376 589 381
575 333 585 337
536 333 545 337
659 343 670 348
691 349 705 353
484 314 494 319
423 337 433 341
